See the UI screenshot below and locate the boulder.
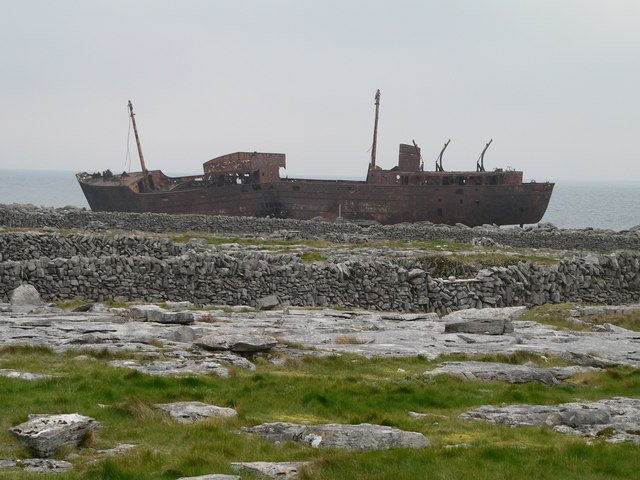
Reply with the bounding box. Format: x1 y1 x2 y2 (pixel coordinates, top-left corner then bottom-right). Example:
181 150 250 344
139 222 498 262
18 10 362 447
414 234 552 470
153 401 237 424
194 334 277 352
443 307 526 335
9 284 43 313
257 295 280 310
9 413 100 457
231 462 311 479
424 361 598 385
242 422 429 451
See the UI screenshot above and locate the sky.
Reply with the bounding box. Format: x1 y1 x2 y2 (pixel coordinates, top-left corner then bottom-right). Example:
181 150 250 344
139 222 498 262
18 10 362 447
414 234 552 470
1 0 639 181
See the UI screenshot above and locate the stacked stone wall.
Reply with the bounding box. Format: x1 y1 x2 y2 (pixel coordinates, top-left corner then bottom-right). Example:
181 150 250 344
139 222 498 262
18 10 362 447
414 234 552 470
2 204 640 252
1 232 638 312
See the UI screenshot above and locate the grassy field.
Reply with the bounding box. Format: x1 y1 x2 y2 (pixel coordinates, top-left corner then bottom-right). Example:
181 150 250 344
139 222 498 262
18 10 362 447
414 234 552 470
1 345 639 479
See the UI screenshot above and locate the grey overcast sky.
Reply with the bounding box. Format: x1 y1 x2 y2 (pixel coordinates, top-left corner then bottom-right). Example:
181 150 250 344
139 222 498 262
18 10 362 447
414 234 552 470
1 0 638 181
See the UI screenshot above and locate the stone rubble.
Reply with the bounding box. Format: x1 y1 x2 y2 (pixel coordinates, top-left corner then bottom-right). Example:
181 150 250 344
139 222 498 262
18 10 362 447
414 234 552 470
153 402 237 423
242 422 430 451
424 361 599 385
461 397 640 443
9 413 101 458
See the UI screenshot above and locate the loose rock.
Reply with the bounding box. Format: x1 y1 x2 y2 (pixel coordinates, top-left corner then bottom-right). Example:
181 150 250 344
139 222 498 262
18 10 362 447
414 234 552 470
231 461 311 479
9 284 43 313
153 401 237 423
242 422 430 451
109 359 230 377
443 307 525 335
10 413 101 457
194 334 277 352
257 294 280 310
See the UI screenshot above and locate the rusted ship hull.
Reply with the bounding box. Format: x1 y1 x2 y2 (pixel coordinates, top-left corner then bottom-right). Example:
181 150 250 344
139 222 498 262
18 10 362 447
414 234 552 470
78 172 553 226
78 99 554 226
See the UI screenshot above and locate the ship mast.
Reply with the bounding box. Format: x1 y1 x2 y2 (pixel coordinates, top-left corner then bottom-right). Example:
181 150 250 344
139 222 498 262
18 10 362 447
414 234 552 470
128 100 147 174
370 89 381 168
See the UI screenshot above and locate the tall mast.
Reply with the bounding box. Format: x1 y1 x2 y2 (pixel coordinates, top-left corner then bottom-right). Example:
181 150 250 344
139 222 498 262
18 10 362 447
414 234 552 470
128 100 147 173
370 89 381 168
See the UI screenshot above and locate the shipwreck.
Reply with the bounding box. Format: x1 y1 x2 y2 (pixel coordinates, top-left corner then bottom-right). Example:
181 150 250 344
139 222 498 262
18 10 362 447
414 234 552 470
77 92 553 226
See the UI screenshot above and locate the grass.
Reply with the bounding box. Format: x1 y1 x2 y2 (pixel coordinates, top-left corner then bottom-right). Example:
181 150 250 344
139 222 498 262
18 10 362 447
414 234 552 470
299 251 328 264
520 304 640 333
518 304 586 331
170 233 330 249
334 335 368 345
585 312 640 332
1 346 640 479
419 253 558 279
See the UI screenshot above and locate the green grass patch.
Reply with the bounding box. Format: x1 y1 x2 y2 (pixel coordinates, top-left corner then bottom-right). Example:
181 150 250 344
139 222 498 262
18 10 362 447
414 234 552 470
520 304 640 333
418 253 558 279
299 251 328 264
169 233 330 249
0 349 639 478
519 304 587 331
585 312 640 332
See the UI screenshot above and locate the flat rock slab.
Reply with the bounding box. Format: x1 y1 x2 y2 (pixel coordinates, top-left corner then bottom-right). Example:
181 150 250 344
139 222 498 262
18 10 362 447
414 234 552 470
10 413 101 457
195 334 278 352
231 461 311 479
177 475 240 480
442 307 525 335
109 359 229 377
154 401 237 423
0 369 53 381
424 361 599 385
129 305 194 324
242 422 429 451
0 458 73 473
9 284 43 313
95 443 137 456
462 396 640 443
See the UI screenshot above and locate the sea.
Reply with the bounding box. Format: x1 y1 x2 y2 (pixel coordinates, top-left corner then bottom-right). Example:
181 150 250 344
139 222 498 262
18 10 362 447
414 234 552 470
1 169 639 231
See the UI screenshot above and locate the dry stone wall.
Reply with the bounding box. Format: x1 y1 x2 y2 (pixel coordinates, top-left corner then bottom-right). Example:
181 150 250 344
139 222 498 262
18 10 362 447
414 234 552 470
2 204 640 252
1 232 639 312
